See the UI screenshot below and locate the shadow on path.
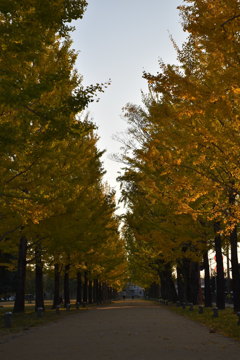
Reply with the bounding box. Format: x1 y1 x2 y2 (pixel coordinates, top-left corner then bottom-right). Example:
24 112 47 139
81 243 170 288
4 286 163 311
0 300 240 360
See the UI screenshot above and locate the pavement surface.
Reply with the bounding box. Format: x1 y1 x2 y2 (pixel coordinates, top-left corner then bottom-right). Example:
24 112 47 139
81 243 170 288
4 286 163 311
1 299 240 360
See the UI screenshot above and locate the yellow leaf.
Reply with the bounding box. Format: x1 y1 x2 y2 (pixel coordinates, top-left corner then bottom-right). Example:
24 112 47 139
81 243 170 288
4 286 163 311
232 88 240 94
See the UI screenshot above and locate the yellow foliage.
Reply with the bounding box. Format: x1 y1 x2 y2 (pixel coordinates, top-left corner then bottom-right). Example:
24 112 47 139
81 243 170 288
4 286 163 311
232 88 240 95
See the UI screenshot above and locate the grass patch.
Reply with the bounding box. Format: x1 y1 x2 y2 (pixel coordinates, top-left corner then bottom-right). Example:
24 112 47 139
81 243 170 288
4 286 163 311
167 303 240 341
0 303 86 336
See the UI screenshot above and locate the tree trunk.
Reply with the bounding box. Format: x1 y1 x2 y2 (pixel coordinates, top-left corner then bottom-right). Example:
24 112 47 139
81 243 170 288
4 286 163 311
64 264 70 307
88 280 93 304
182 258 191 303
214 222 225 309
189 261 200 305
98 281 102 304
229 192 240 312
226 243 231 295
230 225 240 312
35 242 44 311
176 264 184 302
52 263 60 308
93 279 98 303
108 287 112 301
76 272 82 304
159 272 167 299
83 271 88 303
14 236 27 313
102 282 107 303
160 264 178 302
203 251 212 307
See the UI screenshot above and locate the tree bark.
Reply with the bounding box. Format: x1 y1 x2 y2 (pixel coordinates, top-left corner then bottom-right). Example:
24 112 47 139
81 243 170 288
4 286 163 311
159 272 167 299
14 236 27 313
88 279 93 304
160 264 178 302
182 258 191 303
93 279 98 303
98 281 102 304
102 282 107 303
226 243 231 295
229 192 240 312
203 251 212 307
35 242 44 311
214 222 225 309
76 271 82 304
108 286 112 301
64 264 70 307
83 271 88 303
52 263 60 308
230 225 240 312
189 261 200 305
176 264 185 302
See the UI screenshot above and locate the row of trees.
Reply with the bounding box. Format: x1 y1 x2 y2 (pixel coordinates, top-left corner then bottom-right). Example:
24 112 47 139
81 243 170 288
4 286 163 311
0 1 127 312
120 0 240 311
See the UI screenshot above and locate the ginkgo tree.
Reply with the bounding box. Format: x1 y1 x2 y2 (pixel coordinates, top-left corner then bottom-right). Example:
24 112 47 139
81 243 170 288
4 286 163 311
119 0 240 310
0 0 126 312
119 145 211 304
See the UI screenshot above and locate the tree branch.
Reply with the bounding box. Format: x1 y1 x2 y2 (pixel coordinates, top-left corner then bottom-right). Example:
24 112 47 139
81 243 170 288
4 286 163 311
0 225 22 242
221 14 240 30
5 160 37 184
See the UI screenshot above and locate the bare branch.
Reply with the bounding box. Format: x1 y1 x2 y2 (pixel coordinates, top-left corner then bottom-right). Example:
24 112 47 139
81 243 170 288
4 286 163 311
221 14 240 29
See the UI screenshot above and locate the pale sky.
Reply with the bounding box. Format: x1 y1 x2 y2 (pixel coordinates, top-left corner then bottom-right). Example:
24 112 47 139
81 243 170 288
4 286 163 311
71 0 187 206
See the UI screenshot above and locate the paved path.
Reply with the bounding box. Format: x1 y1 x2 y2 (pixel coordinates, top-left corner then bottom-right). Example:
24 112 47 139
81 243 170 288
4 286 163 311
1 300 240 360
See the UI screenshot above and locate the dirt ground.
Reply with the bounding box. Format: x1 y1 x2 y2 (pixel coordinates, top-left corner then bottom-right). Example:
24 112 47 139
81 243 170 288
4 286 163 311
1 299 240 360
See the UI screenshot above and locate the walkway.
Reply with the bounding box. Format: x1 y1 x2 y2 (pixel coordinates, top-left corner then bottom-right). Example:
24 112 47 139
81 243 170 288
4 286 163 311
1 300 240 360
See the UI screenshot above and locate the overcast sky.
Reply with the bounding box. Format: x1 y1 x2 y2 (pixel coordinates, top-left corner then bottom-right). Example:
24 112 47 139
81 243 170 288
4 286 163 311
71 0 187 206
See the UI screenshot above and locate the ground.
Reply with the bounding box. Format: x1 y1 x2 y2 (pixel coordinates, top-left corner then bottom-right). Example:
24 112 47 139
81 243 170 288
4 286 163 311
1 299 240 360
